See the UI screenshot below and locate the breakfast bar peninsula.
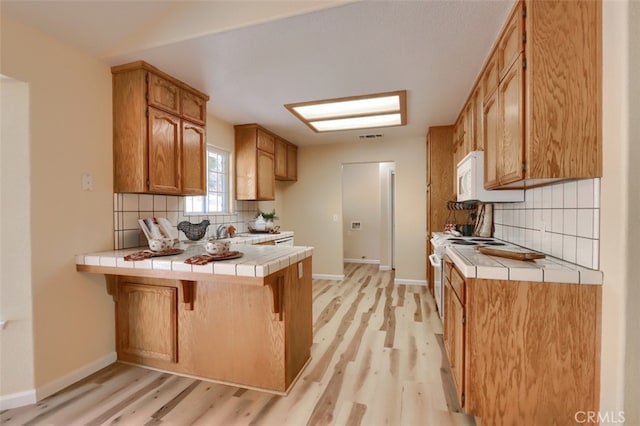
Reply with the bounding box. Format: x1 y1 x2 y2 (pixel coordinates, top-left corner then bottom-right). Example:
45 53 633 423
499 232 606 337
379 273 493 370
76 243 313 394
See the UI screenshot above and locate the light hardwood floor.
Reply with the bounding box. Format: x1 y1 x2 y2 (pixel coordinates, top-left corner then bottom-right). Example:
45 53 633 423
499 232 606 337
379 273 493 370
1 263 475 425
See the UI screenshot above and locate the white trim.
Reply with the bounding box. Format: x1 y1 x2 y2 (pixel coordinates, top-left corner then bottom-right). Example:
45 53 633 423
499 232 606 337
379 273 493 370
312 273 345 281
0 389 37 410
343 258 380 265
36 352 117 402
379 265 392 271
394 278 427 286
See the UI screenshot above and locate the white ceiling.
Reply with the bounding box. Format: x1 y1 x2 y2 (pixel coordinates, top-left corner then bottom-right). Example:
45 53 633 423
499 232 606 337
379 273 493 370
2 0 514 146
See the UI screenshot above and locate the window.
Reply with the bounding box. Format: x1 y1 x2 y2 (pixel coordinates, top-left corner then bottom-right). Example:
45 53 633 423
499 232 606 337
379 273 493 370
185 145 230 214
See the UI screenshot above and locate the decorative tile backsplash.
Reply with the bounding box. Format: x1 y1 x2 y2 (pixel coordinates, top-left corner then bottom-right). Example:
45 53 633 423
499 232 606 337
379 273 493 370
113 193 259 249
493 178 600 270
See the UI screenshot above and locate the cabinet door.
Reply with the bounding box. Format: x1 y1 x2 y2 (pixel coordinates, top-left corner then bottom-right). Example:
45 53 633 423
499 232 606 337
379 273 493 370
181 121 206 195
498 58 525 185
274 137 288 180
482 52 499 103
286 144 297 181
148 107 181 194
473 85 484 151
117 282 178 363
257 129 275 154
483 91 500 189
148 73 180 115
181 91 207 125
451 290 465 408
498 3 524 80
257 150 275 200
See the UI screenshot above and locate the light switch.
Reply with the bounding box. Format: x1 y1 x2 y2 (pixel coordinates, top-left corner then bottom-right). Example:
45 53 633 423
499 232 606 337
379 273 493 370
332 214 339 222
82 173 93 191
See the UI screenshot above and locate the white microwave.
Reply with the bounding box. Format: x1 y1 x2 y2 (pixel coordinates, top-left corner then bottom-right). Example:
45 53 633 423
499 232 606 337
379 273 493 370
456 151 524 202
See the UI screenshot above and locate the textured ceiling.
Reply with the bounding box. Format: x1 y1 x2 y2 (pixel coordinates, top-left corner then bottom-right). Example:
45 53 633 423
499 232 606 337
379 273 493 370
2 0 514 146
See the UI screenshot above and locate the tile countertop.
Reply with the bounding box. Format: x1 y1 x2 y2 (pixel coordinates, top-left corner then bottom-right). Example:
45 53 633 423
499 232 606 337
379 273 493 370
75 232 313 278
446 245 603 285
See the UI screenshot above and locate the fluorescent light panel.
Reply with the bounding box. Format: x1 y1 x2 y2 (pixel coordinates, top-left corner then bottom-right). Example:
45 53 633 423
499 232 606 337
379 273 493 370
285 90 406 133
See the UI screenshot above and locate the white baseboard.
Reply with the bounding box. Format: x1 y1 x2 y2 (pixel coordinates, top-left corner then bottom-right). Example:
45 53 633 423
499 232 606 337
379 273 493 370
0 389 37 410
394 278 428 286
379 265 392 271
312 273 345 281
344 258 380 265
36 351 117 402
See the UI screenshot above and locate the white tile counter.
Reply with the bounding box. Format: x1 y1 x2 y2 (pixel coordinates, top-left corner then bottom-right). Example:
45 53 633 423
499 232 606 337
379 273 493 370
446 245 603 284
76 238 312 279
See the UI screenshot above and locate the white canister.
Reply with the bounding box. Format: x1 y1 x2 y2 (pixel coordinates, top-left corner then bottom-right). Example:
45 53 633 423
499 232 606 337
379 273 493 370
254 214 266 231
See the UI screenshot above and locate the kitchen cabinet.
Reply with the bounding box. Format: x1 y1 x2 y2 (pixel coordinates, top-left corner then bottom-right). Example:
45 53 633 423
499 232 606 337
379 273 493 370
441 256 601 424
116 281 178 364
426 126 453 296
481 0 601 189
112 61 209 195
443 258 465 408
96 257 313 393
275 137 298 181
235 124 275 200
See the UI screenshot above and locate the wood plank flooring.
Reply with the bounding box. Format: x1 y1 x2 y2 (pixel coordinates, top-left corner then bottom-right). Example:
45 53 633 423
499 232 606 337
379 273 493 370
1 263 475 425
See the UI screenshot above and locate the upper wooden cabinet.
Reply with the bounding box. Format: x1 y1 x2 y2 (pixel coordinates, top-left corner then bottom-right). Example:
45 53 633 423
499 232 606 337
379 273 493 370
275 137 298 181
235 124 276 201
235 124 298 200
112 61 209 195
460 0 601 189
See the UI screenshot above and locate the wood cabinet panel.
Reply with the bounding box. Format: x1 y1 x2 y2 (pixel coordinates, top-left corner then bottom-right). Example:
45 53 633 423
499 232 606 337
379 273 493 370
483 91 499 188
275 137 288 179
181 90 207 125
257 150 275 200
181 121 206 195
526 0 601 180
117 282 178 363
498 58 525 185
482 52 499 103
498 4 524 79
286 144 298 181
148 107 181 194
148 73 181 115
473 85 484 151
465 279 601 424
257 129 275 154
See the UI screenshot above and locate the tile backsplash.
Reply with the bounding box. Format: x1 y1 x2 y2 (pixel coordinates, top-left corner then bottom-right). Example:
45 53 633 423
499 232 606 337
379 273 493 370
493 178 600 270
113 193 259 249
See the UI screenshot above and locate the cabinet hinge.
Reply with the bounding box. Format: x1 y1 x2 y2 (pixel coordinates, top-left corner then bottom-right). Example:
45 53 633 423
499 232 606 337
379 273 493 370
522 58 527 70
462 393 466 404
145 108 149 118
462 315 466 325
522 162 527 172
522 5 527 18
522 32 527 45
146 179 150 188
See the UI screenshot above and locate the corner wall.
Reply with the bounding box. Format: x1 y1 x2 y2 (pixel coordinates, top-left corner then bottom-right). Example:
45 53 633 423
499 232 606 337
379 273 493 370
1 16 115 400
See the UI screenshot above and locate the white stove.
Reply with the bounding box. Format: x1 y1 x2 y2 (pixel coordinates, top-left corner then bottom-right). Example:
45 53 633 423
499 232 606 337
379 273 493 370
430 232 512 321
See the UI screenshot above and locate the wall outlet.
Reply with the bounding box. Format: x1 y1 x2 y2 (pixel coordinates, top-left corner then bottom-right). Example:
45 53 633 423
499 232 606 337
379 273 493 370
81 173 93 191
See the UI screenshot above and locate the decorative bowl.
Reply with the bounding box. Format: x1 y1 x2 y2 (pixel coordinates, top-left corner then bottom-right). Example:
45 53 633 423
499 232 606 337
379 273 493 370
205 239 231 255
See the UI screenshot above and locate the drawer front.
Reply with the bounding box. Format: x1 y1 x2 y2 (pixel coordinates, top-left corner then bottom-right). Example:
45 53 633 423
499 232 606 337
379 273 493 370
449 264 465 303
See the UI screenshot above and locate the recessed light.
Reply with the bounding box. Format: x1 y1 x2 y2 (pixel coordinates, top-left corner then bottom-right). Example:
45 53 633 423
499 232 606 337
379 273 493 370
285 90 407 133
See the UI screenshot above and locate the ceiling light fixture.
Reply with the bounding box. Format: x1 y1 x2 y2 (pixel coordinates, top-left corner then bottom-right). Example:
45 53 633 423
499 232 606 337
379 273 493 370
285 90 407 132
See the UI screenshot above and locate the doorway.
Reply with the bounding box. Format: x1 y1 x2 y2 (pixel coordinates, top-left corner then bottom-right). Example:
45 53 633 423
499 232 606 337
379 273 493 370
341 162 396 271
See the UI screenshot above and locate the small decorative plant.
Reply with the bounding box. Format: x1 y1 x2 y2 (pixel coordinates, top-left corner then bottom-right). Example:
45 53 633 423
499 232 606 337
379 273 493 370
256 209 278 221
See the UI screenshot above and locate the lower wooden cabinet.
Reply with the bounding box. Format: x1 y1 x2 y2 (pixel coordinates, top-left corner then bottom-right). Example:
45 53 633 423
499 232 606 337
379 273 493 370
442 256 601 425
116 282 178 363
108 258 312 393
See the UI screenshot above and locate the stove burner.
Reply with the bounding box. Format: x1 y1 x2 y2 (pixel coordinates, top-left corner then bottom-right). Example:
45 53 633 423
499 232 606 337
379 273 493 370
453 241 477 245
471 238 494 242
483 241 506 246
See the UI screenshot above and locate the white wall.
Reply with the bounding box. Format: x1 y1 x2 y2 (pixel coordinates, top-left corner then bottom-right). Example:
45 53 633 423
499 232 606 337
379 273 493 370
1 16 115 402
279 137 425 283
600 0 637 421
342 162 381 263
0 77 35 405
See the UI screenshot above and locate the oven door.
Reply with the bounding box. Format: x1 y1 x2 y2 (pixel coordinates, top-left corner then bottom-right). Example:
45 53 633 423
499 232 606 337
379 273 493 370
429 253 444 321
